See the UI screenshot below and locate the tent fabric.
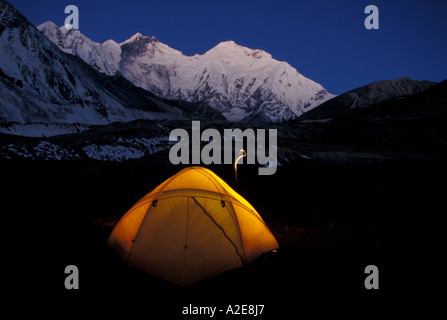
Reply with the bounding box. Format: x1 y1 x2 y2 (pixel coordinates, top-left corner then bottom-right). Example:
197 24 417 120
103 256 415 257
107 166 279 286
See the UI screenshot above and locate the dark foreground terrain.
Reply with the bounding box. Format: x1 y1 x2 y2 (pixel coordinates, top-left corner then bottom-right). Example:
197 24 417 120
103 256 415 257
3 158 443 317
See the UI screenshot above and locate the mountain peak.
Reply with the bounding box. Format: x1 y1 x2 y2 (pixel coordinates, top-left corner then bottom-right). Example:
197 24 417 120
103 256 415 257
205 40 271 60
120 32 158 45
212 40 248 51
36 21 59 31
216 40 238 47
119 32 143 45
130 32 143 40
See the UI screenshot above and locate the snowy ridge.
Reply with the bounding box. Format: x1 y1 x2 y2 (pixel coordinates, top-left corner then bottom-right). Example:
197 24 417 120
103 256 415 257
0 1 189 130
38 21 122 75
38 24 335 122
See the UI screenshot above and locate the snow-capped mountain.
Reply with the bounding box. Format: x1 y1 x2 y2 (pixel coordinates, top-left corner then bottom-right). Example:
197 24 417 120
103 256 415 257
38 22 335 122
0 0 197 131
38 21 122 76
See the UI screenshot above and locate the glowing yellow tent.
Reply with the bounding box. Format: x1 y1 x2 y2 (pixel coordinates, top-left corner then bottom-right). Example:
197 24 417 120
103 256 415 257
107 166 279 286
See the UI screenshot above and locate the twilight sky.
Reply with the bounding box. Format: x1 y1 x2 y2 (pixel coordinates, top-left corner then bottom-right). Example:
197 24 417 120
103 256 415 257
9 0 447 94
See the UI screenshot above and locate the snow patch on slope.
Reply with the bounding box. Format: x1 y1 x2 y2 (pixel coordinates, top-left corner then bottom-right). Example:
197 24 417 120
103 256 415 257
0 141 81 160
82 137 166 161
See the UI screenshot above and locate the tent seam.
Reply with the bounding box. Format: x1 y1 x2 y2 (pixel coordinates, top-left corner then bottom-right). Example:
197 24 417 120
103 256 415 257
191 196 245 266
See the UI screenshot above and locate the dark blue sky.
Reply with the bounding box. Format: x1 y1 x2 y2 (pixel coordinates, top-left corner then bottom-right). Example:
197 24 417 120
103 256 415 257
9 0 447 94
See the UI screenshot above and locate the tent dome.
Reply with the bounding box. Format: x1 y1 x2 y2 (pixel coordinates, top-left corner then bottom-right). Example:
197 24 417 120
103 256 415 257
107 166 279 286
